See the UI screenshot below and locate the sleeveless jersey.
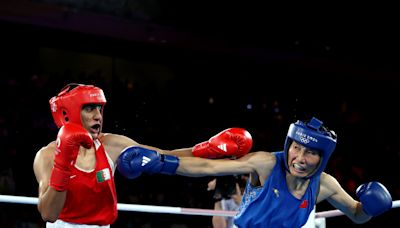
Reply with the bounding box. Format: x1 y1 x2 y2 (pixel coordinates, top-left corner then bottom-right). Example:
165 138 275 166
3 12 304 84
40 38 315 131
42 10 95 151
58 140 118 225
234 151 320 228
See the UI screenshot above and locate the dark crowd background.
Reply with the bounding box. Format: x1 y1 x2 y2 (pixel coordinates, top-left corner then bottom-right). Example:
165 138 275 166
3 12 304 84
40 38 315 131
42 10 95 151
0 1 399 227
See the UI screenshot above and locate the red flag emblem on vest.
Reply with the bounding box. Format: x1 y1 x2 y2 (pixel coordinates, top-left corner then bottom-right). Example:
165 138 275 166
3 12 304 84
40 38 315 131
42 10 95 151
299 199 308 208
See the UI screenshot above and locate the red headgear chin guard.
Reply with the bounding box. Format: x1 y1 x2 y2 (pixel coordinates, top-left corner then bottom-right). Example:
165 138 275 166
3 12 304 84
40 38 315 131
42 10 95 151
49 83 107 128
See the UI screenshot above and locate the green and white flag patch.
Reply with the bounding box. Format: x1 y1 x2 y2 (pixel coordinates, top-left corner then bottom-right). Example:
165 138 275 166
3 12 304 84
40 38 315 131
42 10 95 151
96 168 111 183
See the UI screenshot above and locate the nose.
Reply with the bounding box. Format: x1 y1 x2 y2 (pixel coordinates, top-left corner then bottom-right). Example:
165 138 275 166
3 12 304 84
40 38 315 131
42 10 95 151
296 150 307 163
93 108 102 120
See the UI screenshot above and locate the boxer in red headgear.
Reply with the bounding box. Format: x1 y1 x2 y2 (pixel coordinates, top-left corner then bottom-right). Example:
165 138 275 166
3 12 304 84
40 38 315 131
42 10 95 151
33 83 253 227
49 84 107 128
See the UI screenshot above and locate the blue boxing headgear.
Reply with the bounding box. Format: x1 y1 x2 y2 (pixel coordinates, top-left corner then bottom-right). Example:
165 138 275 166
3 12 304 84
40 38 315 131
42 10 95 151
283 117 337 178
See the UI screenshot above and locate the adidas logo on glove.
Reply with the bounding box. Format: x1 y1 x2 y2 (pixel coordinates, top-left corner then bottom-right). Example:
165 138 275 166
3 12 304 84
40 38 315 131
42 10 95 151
141 156 151 166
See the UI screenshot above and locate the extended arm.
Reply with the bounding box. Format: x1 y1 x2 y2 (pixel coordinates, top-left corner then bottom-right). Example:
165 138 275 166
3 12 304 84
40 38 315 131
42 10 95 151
148 127 253 158
176 156 255 177
100 132 194 164
116 145 268 180
115 128 255 179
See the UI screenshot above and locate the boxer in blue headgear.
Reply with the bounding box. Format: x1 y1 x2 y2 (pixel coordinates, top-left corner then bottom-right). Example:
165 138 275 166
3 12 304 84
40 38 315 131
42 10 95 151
139 116 393 227
283 117 337 178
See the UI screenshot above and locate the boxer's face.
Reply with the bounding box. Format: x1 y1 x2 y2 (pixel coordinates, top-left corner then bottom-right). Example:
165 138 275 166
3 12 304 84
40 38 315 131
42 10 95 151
287 141 321 178
81 104 103 139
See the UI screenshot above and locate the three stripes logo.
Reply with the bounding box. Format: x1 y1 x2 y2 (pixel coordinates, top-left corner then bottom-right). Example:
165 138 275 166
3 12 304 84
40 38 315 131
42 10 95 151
141 156 151 166
217 144 227 152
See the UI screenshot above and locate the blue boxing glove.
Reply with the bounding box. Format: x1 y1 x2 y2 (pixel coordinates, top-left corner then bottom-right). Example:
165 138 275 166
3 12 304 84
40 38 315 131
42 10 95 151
117 146 179 179
356 181 392 216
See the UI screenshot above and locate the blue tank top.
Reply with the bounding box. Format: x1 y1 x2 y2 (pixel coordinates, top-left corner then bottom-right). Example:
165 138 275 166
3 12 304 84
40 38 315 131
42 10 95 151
234 151 320 228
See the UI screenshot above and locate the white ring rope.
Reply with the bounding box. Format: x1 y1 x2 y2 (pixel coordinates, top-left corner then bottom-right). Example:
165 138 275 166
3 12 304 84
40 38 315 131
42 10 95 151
0 195 236 217
315 199 400 218
0 195 398 218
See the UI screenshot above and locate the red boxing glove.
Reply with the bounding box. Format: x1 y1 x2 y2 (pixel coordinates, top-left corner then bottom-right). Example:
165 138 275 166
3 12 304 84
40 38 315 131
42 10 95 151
50 123 93 191
192 128 253 159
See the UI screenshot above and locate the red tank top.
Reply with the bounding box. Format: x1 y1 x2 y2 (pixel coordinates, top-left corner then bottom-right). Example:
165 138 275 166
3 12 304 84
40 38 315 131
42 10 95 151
59 140 118 225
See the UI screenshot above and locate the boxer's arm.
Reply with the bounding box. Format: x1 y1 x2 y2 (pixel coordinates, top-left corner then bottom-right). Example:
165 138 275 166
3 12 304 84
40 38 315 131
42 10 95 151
101 133 194 165
162 148 194 157
176 151 271 177
146 128 254 158
212 201 228 228
135 144 194 157
116 147 272 179
102 128 253 163
321 173 372 224
33 143 67 222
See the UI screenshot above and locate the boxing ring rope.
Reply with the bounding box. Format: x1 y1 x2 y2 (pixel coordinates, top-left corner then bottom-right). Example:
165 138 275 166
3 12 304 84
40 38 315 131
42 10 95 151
315 200 400 218
0 194 399 218
0 195 237 217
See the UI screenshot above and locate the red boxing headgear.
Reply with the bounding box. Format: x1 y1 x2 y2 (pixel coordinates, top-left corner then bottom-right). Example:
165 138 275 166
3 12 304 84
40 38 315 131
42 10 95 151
49 83 107 128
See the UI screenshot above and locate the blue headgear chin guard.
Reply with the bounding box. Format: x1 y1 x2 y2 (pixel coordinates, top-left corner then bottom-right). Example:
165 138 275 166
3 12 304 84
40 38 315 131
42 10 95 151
283 117 337 178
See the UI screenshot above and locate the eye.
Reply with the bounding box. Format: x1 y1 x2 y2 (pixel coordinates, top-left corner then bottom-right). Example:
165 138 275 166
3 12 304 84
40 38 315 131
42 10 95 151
85 106 94 112
83 104 102 112
95 105 102 111
292 144 301 151
307 150 320 156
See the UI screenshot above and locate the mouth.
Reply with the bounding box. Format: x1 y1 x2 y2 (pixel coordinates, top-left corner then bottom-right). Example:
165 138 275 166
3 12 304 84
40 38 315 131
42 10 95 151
292 163 306 173
90 124 101 133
